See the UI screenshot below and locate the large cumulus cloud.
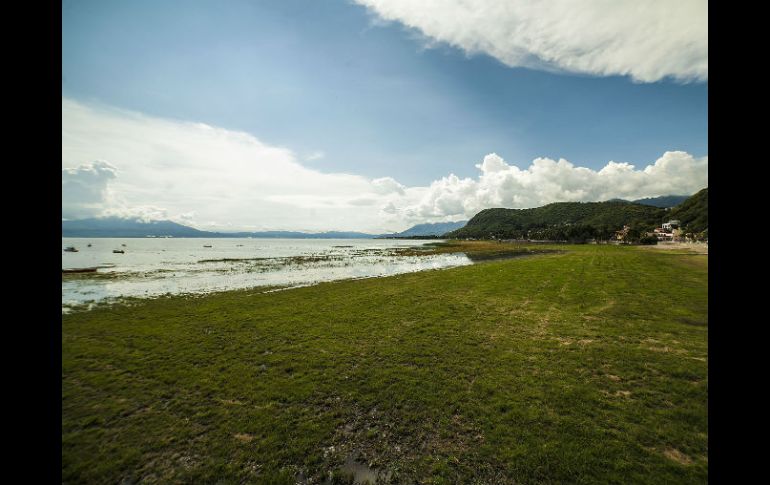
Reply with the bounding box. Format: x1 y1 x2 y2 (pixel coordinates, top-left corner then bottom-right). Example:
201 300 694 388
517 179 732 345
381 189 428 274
62 98 415 232
396 151 707 220
62 160 117 219
354 0 707 82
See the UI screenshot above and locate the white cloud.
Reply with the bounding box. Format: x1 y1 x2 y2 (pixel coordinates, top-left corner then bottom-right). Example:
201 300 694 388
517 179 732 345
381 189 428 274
353 0 707 82
305 150 325 161
101 205 169 222
62 98 412 232
62 98 706 233
392 151 707 220
62 160 117 219
371 177 406 195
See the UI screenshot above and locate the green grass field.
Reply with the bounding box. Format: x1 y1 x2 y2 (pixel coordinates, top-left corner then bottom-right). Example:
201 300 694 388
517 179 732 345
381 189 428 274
62 243 708 484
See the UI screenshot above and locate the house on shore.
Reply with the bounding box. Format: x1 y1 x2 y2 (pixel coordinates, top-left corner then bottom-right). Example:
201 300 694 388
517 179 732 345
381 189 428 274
650 227 674 241
646 220 684 241
662 220 681 232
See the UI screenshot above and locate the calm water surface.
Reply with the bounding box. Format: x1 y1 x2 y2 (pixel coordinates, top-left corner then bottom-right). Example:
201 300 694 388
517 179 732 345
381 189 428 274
62 238 471 311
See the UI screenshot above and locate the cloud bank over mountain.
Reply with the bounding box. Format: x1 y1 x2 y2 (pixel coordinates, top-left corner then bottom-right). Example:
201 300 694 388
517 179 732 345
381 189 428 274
398 151 707 221
62 99 707 232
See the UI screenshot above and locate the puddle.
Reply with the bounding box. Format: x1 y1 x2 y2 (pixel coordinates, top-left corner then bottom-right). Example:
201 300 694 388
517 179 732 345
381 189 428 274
334 456 392 485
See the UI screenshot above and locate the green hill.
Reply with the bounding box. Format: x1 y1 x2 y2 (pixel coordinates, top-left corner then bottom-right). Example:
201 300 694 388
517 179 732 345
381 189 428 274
445 188 708 241
445 200 667 240
668 188 708 234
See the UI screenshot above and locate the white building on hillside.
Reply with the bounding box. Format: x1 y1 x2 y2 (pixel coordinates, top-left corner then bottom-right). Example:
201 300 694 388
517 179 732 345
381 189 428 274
662 220 681 232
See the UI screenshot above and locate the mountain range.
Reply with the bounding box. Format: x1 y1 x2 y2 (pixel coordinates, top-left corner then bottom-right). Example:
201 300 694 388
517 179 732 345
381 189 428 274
630 195 689 208
61 218 375 238
62 191 704 239
380 221 467 238
62 217 468 239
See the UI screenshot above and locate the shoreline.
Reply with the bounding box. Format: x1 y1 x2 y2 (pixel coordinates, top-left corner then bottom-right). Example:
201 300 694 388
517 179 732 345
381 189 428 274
61 242 562 313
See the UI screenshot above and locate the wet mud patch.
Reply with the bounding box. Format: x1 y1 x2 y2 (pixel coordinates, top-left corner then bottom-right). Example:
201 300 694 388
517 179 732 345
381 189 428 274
314 400 485 484
325 455 392 485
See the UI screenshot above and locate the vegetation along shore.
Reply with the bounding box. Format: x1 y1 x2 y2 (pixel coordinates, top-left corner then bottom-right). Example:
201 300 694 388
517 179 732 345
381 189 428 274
63 241 707 484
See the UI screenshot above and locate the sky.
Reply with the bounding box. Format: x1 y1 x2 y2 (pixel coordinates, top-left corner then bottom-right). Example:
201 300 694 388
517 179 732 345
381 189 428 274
62 0 708 233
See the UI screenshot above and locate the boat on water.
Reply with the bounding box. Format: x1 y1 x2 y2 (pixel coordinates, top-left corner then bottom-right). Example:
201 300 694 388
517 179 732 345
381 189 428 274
113 249 125 254
87 243 92 247
64 246 78 252
203 245 213 248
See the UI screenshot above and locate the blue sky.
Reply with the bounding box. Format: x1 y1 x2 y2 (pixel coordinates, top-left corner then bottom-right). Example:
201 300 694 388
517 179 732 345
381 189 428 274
62 0 708 232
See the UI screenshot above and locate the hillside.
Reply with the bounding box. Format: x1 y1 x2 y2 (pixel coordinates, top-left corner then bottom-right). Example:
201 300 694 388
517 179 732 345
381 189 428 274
668 187 708 233
445 201 666 240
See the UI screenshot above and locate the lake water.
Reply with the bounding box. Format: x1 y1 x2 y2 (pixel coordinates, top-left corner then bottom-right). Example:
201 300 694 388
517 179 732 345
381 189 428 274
62 238 472 311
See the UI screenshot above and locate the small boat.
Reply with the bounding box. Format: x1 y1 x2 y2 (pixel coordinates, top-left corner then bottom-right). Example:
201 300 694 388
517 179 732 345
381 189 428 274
121 243 127 247
87 244 92 247
64 246 78 252
113 249 125 254
203 245 213 248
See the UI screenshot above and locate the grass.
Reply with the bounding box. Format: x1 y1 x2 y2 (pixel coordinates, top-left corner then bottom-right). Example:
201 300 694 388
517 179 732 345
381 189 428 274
62 242 707 484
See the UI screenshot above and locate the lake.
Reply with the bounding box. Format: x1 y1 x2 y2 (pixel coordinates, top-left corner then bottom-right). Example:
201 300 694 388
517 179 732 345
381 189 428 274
62 238 472 311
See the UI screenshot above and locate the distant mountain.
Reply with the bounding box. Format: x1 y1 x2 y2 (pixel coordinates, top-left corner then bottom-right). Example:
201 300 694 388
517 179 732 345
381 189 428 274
605 195 689 208
223 230 375 239
632 195 689 208
62 217 214 238
445 201 666 240
668 188 708 233
383 221 467 238
62 218 377 238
